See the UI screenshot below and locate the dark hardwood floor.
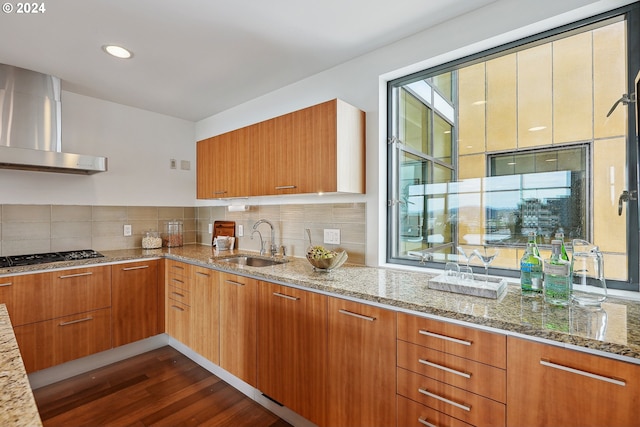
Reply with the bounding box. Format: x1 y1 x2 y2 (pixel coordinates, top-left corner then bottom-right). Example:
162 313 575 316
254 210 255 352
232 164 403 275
33 346 293 427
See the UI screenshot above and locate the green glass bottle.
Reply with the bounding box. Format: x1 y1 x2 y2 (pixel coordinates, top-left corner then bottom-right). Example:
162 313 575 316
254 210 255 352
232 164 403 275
555 232 569 262
543 240 571 306
520 232 543 294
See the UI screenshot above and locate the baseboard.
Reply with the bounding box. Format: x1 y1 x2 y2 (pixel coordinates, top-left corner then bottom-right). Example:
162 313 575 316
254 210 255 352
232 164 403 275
168 338 317 427
28 334 169 390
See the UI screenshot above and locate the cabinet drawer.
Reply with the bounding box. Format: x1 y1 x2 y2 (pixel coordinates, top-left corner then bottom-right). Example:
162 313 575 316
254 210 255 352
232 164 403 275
166 299 190 346
397 368 505 427
167 286 190 306
14 308 112 373
397 395 473 427
397 312 506 368
507 337 640 427
12 266 111 326
166 260 191 279
398 340 506 403
167 274 190 291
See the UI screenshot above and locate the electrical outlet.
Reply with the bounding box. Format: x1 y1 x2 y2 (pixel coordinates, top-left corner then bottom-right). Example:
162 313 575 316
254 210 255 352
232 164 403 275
170 159 177 169
237 224 244 237
323 228 340 245
208 223 213 234
124 224 132 236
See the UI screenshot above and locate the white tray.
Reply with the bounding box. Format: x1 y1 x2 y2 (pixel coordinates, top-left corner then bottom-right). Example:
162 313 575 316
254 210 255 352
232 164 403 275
429 273 508 299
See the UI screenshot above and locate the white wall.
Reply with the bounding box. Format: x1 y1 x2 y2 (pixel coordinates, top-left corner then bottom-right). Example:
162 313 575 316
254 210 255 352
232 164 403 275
195 0 637 266
0 92 196 206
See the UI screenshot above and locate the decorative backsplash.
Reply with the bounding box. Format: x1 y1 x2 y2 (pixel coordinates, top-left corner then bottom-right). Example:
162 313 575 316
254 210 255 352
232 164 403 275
0 202 366 264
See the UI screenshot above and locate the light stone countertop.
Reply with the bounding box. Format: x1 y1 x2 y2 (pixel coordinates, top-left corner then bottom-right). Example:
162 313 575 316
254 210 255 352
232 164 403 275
0 304 43 427
1 244 640 364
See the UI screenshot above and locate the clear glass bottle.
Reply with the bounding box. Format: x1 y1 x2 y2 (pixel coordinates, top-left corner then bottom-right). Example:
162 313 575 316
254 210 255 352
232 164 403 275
521 232 543 294
544 240 571 306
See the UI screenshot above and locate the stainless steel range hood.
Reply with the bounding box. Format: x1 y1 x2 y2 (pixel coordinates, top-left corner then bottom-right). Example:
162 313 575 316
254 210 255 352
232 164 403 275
0 64 107 174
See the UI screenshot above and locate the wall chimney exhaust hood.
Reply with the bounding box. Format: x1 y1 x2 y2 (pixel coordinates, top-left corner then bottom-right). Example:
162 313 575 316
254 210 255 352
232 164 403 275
0 64 107 174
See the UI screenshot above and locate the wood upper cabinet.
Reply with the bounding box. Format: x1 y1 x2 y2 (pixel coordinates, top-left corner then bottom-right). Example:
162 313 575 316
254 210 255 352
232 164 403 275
196 98 365 199
256 281 328 426
197 125 252 199
191 265 220 364
326 297 396 427
111 260 159 348
218 271 257 386
253 99 365 196
507 337 640 427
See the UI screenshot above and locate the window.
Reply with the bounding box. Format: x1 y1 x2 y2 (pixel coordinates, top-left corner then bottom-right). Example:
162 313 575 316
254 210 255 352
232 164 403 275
387 5 640 290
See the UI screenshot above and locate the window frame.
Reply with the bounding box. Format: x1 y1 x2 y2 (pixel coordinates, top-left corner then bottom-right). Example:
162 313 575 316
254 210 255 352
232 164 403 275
386 3 640 290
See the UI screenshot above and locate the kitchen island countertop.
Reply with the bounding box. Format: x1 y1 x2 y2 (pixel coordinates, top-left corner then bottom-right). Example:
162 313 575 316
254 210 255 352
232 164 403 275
0 304 43 427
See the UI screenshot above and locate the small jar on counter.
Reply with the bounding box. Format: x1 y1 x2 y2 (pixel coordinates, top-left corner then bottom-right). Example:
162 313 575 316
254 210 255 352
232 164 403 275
162 220 184 247
142 230 162 249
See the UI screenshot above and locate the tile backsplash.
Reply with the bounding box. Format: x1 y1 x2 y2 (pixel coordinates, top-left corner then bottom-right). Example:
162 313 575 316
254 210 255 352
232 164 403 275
0 202 366 264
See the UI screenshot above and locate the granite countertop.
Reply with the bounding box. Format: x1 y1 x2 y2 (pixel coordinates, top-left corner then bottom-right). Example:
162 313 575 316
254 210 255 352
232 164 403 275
2 244 640 364
0 304 43 427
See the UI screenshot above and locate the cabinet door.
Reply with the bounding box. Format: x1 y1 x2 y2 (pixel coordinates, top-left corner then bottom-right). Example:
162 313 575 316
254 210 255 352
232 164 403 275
191 266 219 364
14 308 112 373
111 260 159 348
197 127 251 199
166 299 190 346
507 337 640 427
326 297 396 427
257 281 327 426
219 272 257 386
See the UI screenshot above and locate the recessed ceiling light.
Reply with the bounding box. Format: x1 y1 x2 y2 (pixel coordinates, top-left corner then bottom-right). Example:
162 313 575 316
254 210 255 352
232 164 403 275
472 100 486 106
102 44 133 59
528 126 547 132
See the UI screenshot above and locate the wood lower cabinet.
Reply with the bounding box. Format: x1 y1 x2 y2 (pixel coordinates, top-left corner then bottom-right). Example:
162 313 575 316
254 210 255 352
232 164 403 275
218 271 257 386
191 266 219 364
6 266 112 373
507 337 640 427
256 281 327 426
397 312 506 427
14 308 112 373
111 260 159 347
326 297 396 427
165 260 192 347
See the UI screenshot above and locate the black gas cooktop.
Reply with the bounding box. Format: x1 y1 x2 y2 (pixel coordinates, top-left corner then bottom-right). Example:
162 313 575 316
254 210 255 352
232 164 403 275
0 249 104 268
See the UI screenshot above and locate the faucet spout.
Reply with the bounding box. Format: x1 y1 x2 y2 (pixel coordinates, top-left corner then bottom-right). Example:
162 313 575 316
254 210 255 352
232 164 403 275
253 219 278 257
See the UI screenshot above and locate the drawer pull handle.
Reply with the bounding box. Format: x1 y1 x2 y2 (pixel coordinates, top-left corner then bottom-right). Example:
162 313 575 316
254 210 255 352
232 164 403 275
417 417 438 427
171 305 185 312
419 329 472 346
0 282 12 287
171 291 185 298
122 265 149 271
273 292 299 301
195 271 210 277
59 272 93 279
172 265 185 270
419 358 471 378
225 279 245 286
418 388 471 412
540 359 626 386
213 190 228 195
275 185 297 190
172 278 185 284
59 316 93 326
338 309 375 321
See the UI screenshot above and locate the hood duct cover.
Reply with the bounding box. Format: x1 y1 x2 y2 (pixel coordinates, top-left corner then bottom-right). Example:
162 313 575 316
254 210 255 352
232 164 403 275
0 64 107 174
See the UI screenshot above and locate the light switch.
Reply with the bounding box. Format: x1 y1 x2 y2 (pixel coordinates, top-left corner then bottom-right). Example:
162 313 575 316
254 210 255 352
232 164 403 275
324 228 340 244
124 224 132 236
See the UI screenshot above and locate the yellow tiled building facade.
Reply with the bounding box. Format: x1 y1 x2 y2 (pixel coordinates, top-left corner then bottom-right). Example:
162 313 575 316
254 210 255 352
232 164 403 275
457 20 627 280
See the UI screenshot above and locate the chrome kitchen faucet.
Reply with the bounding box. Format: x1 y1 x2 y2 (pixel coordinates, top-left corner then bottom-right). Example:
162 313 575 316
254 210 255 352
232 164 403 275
252 219 278 257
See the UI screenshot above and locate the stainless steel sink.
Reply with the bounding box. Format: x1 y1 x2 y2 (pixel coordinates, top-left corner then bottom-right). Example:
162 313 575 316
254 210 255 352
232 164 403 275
219 255 286 267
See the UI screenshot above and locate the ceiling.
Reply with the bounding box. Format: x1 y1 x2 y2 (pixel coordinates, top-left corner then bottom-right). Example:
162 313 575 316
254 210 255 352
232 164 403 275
0 0 496 121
